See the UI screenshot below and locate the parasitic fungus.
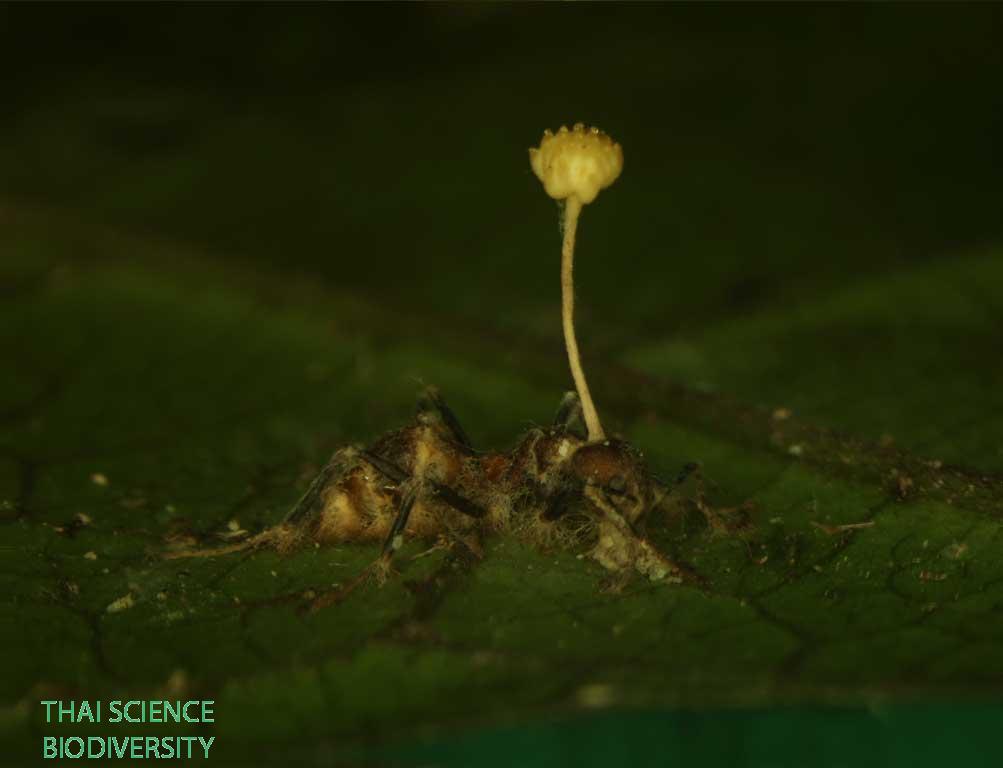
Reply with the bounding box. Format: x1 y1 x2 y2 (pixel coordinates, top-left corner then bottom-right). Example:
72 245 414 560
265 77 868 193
529 123 623 442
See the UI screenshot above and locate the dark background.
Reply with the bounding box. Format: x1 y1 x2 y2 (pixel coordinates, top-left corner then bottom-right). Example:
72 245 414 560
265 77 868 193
3 3 1002 336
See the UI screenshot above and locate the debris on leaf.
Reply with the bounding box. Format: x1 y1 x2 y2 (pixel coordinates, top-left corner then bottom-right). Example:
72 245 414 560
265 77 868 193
106 593 136 613
919 571 948 582
811 520 875 536
943 542 969 560
220 519 248 540
894 474 915 500
161 669 190 698
120 494 147 510
164 531 199 550
576 683 616 709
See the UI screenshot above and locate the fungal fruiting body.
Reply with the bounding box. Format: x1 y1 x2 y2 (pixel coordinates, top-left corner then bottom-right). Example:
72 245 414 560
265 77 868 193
530 124 624 443
529 124 623 206
168 388 687 587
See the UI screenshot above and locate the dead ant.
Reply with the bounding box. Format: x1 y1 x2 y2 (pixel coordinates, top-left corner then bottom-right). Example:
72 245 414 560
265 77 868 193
168 387 713 590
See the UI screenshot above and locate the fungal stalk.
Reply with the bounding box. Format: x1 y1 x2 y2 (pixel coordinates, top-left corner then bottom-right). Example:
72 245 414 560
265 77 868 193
530 123 623 442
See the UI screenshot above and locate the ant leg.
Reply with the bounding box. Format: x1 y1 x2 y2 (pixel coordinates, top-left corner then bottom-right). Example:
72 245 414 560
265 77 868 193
358 448 407 484
585 484 681 583
651 461 701 511
553 391 585 436
307 484 419 608
374 485 487 573
694 491 755 536
380 486 418 559
656 462 752 536
367 467 484 583
358 449 487 520
673 462 701 486
417 386 474 452
429 482 487 520
531 484 584 549
538 468 586 522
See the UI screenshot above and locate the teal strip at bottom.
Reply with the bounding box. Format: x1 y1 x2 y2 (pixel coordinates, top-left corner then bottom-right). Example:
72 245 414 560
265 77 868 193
382 705 1003 768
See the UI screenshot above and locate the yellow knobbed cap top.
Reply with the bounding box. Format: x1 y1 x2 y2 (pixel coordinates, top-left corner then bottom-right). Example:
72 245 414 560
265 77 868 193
529 123 623 205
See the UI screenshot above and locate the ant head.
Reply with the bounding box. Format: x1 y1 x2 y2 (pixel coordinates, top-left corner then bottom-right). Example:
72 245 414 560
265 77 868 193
570 439 657 525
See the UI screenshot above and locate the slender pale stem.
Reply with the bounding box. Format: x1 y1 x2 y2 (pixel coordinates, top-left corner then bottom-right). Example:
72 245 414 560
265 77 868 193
561 196 605 442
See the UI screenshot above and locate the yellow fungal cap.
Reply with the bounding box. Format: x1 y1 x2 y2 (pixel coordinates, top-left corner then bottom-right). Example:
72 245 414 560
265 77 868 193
529 123 623 205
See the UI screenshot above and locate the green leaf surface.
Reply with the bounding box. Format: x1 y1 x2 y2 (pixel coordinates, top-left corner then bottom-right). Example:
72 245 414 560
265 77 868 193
3 203 1003 765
